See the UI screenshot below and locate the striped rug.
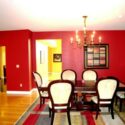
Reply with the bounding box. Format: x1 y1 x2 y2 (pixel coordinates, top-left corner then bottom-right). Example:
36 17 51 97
18 102 125 125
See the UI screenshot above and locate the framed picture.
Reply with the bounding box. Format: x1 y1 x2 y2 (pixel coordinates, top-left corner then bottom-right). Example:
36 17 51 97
84 44 109 69
53 54 62 62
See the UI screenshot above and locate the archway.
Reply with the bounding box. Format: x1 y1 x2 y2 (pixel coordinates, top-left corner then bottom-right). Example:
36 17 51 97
35 39 62 83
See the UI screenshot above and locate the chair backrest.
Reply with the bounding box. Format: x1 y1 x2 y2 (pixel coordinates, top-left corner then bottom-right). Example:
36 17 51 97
33 72 42 87
82 69 98 82
61 69 77 84
97 77 119 100
48 80 74 109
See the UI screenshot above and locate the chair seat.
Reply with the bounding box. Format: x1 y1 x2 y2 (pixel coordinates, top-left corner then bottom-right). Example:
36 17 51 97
117 92 125 99
91 96 111 104
48 101 68 109
91 77 119 119
84 80 96 87
40 91 49 97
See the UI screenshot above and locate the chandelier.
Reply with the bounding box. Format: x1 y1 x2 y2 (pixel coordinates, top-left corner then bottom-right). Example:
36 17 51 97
70 16 102 47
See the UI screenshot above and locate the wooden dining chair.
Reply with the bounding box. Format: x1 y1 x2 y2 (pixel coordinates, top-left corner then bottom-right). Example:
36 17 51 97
116 91 125 112
91 77 119 119
33 72 49 108
61 69 77 102
82 69 98 86
81 69 98 102
48 80 74 125
61 69 77 85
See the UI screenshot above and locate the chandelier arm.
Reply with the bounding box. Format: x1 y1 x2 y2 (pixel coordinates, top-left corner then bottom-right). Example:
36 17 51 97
70 16 102 48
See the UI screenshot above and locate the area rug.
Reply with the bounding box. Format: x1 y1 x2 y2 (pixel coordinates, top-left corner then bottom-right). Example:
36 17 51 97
114 102 125 123
18 100 125 125
22 110 125 125
33 104 48 111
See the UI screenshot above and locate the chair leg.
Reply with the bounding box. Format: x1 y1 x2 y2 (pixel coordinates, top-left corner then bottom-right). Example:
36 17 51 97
49 108 51 117
67 111 71 125
119 99 122 112
108 106 110 112
43 98 45 104
51 112 55 125
111 105 114 119
115 96 118 105
96 105 99 119
39 98 42 108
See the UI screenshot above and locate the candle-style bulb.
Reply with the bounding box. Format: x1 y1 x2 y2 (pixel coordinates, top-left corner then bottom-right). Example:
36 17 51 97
99 36 102 43
70 37 73 44
93 31 95 36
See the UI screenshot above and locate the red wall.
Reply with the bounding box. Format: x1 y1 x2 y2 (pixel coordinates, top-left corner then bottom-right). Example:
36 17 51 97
0 30 32 91
0 30 125 92
32 31 125 83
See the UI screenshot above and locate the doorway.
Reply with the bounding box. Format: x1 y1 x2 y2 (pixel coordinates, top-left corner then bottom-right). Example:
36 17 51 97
0 46 6 92
35 39 62 83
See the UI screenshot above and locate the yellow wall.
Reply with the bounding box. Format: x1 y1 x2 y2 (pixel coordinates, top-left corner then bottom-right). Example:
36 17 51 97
48 47 53 72
0 46 6 77
0 47 2 77
48 39 62 73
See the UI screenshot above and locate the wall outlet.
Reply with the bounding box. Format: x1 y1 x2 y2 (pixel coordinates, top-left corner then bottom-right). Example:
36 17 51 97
20 83 23 87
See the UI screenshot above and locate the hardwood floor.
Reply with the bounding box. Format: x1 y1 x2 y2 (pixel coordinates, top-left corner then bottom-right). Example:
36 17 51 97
0 72 59 125
0 91 38 125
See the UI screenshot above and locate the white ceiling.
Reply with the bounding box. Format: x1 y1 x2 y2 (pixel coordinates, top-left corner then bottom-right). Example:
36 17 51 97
0 0 125 31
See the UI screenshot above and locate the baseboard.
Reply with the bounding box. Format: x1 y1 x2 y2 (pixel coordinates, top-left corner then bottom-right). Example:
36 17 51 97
7 88 37 95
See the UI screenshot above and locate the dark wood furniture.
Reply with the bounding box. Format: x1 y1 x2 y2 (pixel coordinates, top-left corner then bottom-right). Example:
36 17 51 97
73 80 96 110
32 72 49 108
115 83 125 112
91 77 119 119
48 80 74 125
61 69 77 102
116 92 125 112
75 80 125 93
73 80 125 111
82 69 98 82
61 69 77 85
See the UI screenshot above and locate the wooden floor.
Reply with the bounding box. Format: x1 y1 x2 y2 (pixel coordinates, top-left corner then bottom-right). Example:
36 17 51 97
0 73 60 125
0 91 38 125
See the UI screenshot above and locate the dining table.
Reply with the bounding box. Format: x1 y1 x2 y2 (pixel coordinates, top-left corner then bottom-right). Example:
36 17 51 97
74 80 125 93
72 80 125 111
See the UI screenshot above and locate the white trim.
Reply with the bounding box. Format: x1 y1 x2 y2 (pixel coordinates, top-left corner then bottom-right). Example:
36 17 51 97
7 88 37 95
